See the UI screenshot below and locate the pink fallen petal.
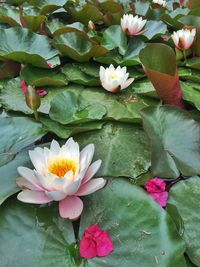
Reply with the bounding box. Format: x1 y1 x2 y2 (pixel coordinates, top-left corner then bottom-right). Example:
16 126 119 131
80 224 114 259
48 63 53 68
150 192 169 207
59 196 83 220
75 178 106 196
80 235 97 259
21 80 27 93
145 178 166 193
96 230 114 257
17 190 53 204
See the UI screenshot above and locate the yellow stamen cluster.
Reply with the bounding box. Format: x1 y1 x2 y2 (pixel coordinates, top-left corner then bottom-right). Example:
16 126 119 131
48 158 77 178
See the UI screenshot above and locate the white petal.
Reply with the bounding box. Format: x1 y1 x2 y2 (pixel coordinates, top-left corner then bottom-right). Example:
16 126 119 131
50 139 60 154
17 166 43 190
45 190 67 201
17 190 52 204
75 178 106 196
121 78 135 90
79 144 94 172
82 159 102 184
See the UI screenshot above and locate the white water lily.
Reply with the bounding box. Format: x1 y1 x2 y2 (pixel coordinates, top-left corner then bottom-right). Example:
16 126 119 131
16 138 106 220
171 28 196 50
121 14 147 36
152 0 167 7
99 64 134 93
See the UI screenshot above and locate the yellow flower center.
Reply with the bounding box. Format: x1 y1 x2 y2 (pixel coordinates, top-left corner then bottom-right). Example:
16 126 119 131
48 158 77 178
109 72 119 79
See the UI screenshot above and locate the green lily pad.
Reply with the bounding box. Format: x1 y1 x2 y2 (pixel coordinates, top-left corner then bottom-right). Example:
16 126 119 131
29 0 68 15
0 198 76 267
61 63 100 86
0 150 30 205
168 177 200 266
141 105 200 178
21 15 46 32
0 5 21 26
21 65 67 87
53 31 107 62
102 25 127 56
41 117 105 139
186 57 200 70
0 116 46 166
182 81 200 110
49 85 154 124
75 123 151 178
143 20 167 39
49 91 107 124
79 178 186 267
0 27 58 68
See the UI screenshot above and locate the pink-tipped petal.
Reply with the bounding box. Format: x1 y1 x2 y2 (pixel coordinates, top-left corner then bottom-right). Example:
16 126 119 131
45 190 67 201
82 160 102 184
17 190 53 204
16 177 42 191
17 166 43 190
21 80 27 93
75 178 106 196
59 196 83 219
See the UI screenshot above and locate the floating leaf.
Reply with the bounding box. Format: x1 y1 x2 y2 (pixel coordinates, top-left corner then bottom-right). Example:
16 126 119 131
0 60 20 80
41 117 105 139
141 105 200 178
0 198 77 267
102 25 127 55
53 31 107 62
0 27 58 68
168 177 200 266
143 20 167 39
79 178 186 267
139 43 185 108
21 65 67 87
76 123 151 178
0 116 46 166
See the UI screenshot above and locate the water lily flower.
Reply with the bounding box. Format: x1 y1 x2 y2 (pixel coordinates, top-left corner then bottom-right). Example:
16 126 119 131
99 64 134 93
152 0 167 7
145 178 168 207
171 28 196 50
80 224 114 259
121 14 147 36
16 138 106 220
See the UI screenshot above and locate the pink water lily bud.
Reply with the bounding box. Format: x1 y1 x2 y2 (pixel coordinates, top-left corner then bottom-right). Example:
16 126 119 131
145 178 168 207
121 14 147 36
80 224 114 259
152 0 167 7
16 138 107 220
88 20 96 31
99 64 134 93
171 28 196 50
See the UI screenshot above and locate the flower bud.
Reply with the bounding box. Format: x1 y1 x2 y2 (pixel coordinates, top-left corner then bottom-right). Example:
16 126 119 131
88 20 95 31
25 85 41 111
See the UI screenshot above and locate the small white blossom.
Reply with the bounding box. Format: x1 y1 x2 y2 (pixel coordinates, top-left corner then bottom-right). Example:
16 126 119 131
121 14 147 36
172 28 196 50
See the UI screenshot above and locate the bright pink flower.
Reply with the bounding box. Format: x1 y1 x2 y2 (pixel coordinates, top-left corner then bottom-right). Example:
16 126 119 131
145 178 168 207
21 80 47 97
80 224 114 259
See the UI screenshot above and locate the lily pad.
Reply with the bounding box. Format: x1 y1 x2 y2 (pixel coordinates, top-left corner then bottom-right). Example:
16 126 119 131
21 65 67 87
0 198 76 267
141 105 200 178
168 177 200 266
75 123 151 178
0 27 58 68
0 116 46 166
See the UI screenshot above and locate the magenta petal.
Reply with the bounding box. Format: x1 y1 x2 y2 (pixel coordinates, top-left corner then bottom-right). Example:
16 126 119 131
145 178 166 193
36 89 47 97
59 196 83 220
21 80 27 93
96 231 114 257
80 237 97 259
150 192 169 207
